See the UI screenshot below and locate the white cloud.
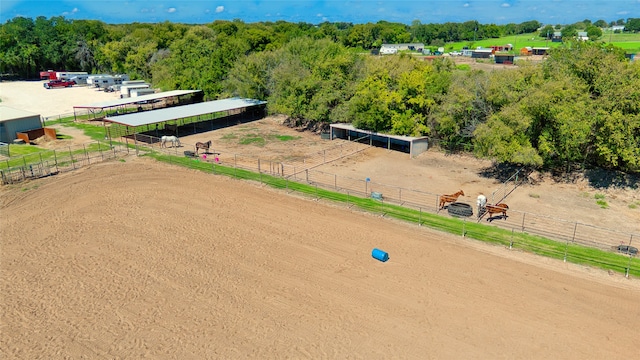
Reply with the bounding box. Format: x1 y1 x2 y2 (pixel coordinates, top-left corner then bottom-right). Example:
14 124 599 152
216 6 224 13
463 3 470 8
501 3 510 7
167 7 177 13
62 8 79 16
616 10 629 15
317 13 323 17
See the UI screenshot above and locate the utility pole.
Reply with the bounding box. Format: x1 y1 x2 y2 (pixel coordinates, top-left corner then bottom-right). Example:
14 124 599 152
546 30 549 47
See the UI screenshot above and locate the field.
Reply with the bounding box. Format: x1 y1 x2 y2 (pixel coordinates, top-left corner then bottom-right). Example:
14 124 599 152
446 31 640 53
1 81 640 358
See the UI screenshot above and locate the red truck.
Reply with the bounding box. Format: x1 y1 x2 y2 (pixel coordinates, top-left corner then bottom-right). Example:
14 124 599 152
43 79 76 89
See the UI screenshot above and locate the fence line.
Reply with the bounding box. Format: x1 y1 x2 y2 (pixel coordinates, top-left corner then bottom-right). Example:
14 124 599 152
112 134 640 254
0 141 129 185
3 134 638 273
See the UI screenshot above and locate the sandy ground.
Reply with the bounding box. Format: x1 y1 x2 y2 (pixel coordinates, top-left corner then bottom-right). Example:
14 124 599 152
1 157 639 359
0 80 119 118
1 80 639 357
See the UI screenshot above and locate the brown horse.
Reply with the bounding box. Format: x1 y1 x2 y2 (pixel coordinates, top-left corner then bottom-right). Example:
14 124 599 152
195 140 212 155
439 190 465 209
485 203 509 220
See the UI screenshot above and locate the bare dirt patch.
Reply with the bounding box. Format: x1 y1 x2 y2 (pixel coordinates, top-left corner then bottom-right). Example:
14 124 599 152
180 117 640 237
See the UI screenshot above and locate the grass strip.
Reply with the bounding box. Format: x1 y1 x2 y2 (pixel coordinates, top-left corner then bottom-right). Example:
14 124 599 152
148 152 640 278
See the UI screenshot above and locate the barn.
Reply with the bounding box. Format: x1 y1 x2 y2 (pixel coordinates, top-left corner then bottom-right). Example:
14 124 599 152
329 123 429 158
532 47 550 56
73 89 204 121
102 97 267 144
494 54 515 64
0 106 42 143
471 49 493 59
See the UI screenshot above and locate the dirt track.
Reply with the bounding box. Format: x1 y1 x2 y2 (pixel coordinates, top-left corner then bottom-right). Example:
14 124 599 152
1 156 639 358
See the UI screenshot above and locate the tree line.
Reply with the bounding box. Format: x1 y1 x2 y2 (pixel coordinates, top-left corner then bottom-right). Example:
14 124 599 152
1 17 639 173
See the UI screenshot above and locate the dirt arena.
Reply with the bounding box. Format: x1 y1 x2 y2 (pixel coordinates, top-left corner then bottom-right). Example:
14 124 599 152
1 81 640 358
1 156 639 358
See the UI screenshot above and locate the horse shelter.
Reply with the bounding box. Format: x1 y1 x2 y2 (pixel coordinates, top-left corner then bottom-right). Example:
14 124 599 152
329 123 429 158
72 89 205 121
102 97 267 146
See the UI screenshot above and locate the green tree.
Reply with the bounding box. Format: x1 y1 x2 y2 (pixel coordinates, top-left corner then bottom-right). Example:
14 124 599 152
593 20 608 28
539 25 554 39
586 26 602 40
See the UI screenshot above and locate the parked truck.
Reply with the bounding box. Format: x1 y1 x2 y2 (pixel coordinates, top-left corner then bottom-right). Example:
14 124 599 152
43 79 76 89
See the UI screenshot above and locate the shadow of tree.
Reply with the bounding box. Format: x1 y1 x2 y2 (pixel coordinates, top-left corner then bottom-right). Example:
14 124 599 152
477 162 532 182
478 162 639 190
583 168 639 190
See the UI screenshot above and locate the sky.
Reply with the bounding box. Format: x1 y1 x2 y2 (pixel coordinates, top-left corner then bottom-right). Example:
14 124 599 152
1 1 639 25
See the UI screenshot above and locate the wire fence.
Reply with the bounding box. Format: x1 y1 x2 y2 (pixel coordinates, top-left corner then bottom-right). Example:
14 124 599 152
0 140 129 185
143 135 639 254
2 132 638 277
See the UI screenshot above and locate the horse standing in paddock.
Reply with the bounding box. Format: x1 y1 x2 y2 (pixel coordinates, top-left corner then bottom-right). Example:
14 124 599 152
485 203 509 221
439 190 465 209
195 140 212 155
164 124 178 135
160 135 181 148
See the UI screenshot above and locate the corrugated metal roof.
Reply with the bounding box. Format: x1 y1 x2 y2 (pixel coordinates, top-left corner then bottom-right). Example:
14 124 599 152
0 106 40 122
74 89 202 109
104 98 267 127
329 123 428 142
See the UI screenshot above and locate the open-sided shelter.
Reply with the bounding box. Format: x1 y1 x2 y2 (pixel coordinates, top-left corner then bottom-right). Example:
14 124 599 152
103 97 267 143
73 90 204 121
329 123 429 158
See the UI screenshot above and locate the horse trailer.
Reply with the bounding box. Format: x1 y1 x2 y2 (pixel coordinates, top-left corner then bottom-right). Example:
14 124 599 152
120 84 151 98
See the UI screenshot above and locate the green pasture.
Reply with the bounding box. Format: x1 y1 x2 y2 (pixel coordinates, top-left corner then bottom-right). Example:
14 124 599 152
0 142 112 170
446 32 640 53
148 151 640 278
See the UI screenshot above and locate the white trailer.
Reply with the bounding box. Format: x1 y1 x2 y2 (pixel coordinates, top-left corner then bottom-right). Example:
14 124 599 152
130 88 155 97
119 84 150 98
56 71 88 81
121 80 146 86
87 74 111 86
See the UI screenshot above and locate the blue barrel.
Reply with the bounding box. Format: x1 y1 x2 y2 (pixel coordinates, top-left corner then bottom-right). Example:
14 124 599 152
372 248 389 262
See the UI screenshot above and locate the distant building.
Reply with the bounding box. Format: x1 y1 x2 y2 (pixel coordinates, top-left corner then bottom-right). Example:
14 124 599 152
380 43 425 54
578 32 589 41
489 44 513 53
494 54 515 64
532 47 549 56
520 47 533 56
471 49 493 59
552 32 562 42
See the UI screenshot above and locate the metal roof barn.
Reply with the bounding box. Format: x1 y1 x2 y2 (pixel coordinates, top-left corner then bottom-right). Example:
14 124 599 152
102 98 267 146
329 123 428 158
73 90 204 121
104 98 266 127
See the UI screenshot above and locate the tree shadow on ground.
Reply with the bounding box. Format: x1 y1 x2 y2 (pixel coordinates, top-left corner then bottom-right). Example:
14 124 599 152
478 162 639 190
477 162 533 183
583 168 639 190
